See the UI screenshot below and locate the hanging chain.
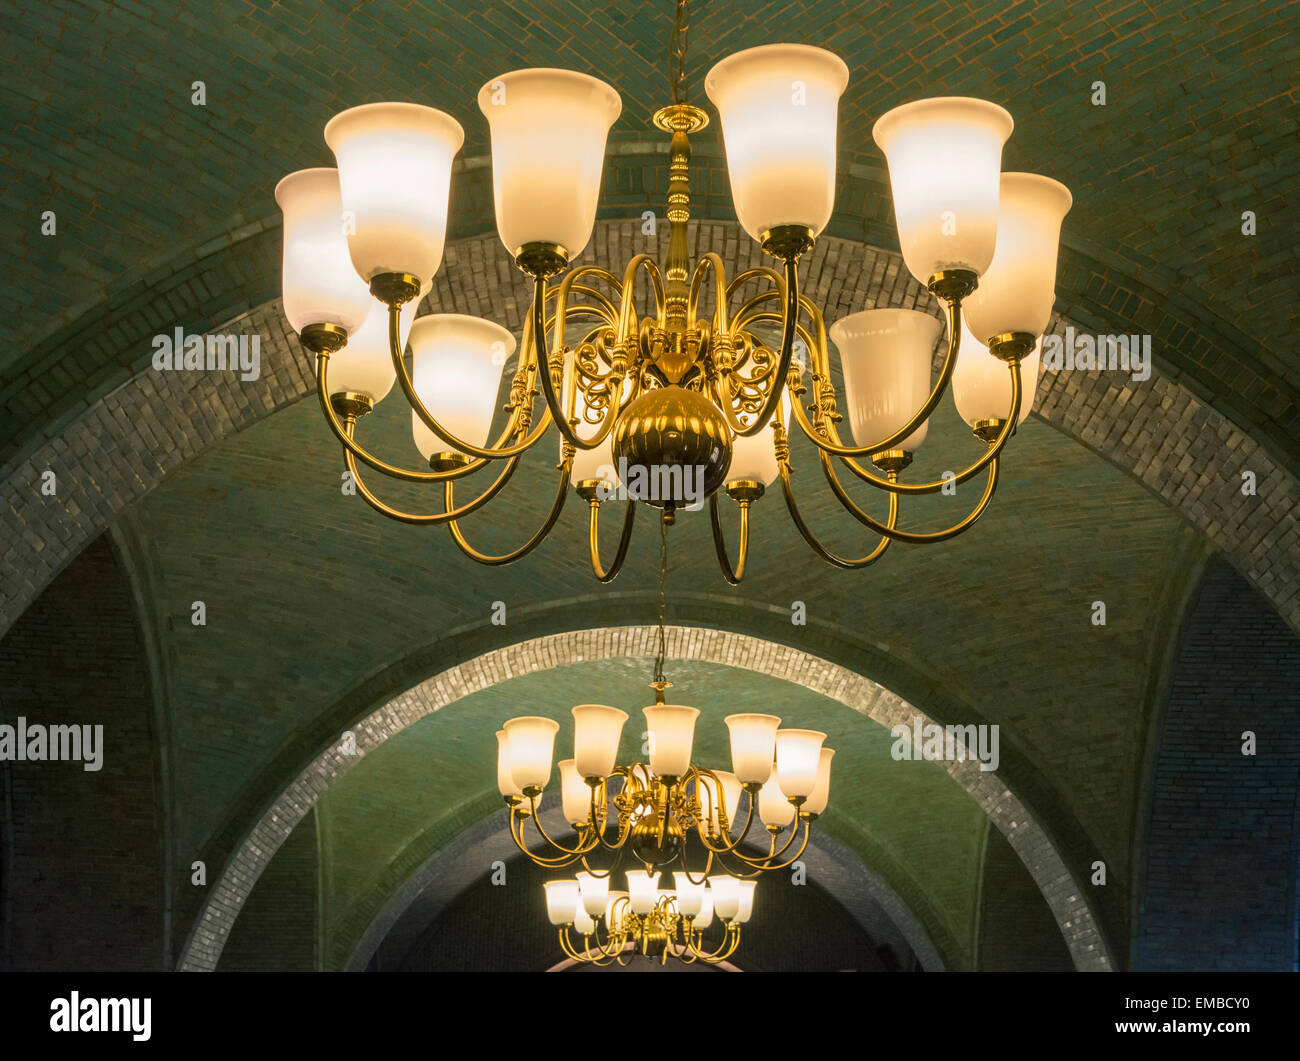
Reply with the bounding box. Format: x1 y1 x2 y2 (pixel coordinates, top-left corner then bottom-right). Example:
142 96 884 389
668 0 691 104
653 514 669 688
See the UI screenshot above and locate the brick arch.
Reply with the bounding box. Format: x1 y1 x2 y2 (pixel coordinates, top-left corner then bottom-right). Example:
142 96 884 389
342 802 947 973
176 625 1112 972
1 222 1296 645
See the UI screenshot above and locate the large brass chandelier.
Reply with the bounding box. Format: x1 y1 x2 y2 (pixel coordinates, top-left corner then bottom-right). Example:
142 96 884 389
276 0 1071 583
496 528 830 965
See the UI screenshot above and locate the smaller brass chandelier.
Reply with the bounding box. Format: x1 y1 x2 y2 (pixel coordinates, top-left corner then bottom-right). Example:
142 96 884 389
545 870 754 966
497 531 830 965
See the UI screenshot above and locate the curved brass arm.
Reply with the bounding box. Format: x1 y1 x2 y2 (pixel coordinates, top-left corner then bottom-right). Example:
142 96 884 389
814 359 1022 494
445 456 573 566
342 427 523 526
708 493 751 586
725 819 811 872
792 292 967 458
522 792 599 857
551 266 623 351
779 463 898 570
819 447 1001 544
317 353 547 482
507 808 587 868
716 257 799 437
587 498 637 583
387 302 549 461
535 275 628 451
687 922 740 963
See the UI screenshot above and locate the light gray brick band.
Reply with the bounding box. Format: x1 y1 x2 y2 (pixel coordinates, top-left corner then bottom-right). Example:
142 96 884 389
177 626 1112 971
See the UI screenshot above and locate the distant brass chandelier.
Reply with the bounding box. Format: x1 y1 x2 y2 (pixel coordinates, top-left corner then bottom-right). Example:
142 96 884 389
276 0 1071 583
544 870 753 966
496 529 831 965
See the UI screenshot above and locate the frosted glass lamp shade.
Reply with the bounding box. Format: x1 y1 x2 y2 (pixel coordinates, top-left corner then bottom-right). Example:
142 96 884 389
805 747 835 816
495 728 522 800
558 759 590 826
673 873 707 919
758 775 796 827
324 102 464 283
641 704 700 778
734 880 757 924
725 713 781 784
705 44 850 242
274 168 372 336
953 318 1040 427
775 729 827 799
872 97 1013 283
708 875 741 922
830 308 941 452
694 888 714 930
726 394 790 487
698 770 743 836
477 69 621 258
570 704 628 780
327 282 427 403
573 905 595 936
543 879 580 925
569 431 620 490
503 716 560 791
410 314 514 460
576 870 609 920
626 870 660 915
962 172 1073 341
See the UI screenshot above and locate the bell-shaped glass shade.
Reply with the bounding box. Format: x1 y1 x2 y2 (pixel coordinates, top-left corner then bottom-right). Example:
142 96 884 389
503 716 559 790
569 431 620 490
758 774 796 827
775 728 827 799
495 728 522 800
477 69 621 258
274 168 373 336
409 314 514 460
558 759 590 826
705 44 850 243
805 747 835 816
872 97 1013 284
708 875 741 922
734 880 757 924
953 317 1040 428
724 713 781 784
326 281 428 403
673 873 708 919
626 870 660 915
324 102 464 284
605 890 629 929
726 393 790 487
573 905 595 936
543 879 580 925
694 887 715 930
697 769 743 836
830 308 941 452
962 172 1072 340
570 703 627 780
641 703 700 778
575 870 609 920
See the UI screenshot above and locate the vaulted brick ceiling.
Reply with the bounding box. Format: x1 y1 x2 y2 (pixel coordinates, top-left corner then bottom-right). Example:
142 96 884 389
2 0 1295 973
2 0 1297 472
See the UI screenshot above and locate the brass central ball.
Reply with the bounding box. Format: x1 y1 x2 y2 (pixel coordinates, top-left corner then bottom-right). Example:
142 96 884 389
611 385 732 509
